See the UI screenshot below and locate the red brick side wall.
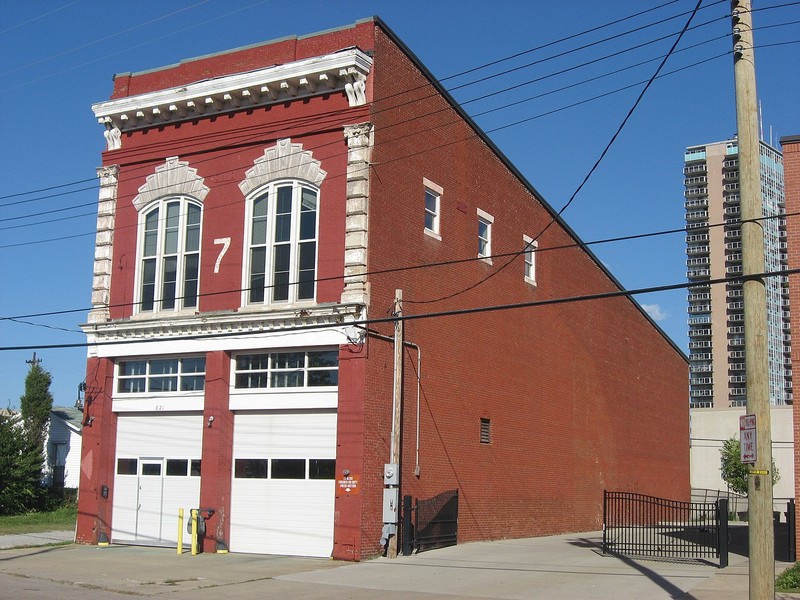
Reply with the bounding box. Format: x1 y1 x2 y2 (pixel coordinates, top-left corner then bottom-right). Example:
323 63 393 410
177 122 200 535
782 137 800 557
356 26 691 553
76 357 118 544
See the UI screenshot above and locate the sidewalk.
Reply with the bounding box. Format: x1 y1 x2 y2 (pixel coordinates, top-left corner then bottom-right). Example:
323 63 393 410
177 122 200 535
0 530 797 599
0 529 73 549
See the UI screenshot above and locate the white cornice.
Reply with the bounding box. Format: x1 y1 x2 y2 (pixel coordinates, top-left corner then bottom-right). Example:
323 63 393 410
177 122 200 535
93 48 372 140
81 302 364 344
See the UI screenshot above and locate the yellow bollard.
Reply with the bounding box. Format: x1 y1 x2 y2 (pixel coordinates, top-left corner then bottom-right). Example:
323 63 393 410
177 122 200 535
191 509 198 556
177 508 184 555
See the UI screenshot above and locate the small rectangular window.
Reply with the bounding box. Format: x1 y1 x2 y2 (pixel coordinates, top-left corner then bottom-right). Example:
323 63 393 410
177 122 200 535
477 209 493 261
523 235 537 285
271 458 306 479
142 462 162 476
234 458 268 478
423 178 442 238
424 190 440 234
190 460 202 477
480 418 492 444
117 458 138 475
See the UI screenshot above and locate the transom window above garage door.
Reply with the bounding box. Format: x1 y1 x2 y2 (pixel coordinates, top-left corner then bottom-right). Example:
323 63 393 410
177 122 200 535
234 350 338 389
117 357 206 393
234 458 335 479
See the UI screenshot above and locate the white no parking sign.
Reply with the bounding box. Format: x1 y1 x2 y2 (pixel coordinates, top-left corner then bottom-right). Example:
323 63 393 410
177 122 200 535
739 414 757 464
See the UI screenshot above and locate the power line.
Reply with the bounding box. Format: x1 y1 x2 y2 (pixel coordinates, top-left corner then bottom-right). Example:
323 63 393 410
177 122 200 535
4 207 796 326
0 33 743 232
2 265 797 353
405 0 707 305
6 4 796 217
0 1 732 204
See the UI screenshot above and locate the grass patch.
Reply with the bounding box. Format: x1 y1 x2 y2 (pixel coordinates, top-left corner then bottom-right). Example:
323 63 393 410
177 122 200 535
776 562 800 592
0 505 77 535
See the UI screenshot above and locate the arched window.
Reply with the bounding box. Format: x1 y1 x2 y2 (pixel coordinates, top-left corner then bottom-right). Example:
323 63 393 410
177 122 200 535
138 196 202 312
246 181 318 304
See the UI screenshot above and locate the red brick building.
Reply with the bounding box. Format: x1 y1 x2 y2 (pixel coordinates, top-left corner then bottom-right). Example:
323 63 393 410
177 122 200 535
783 134 800 555
77 17 689 560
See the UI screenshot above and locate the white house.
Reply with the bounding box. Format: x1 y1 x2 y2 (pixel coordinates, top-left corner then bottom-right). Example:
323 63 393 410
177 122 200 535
46 407 83 489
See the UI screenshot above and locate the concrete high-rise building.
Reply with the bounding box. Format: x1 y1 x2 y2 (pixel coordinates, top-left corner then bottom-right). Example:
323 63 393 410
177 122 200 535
685 138 791 409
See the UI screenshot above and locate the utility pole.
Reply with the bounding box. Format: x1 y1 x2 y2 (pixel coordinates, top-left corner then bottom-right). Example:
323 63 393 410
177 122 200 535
732 1 774 598
388 289 404 558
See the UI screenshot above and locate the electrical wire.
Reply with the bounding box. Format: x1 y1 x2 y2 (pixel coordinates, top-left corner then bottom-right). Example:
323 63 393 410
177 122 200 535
0 1 732 204
405 0 707 305
1 265 797 352
0 33 746 229
2 207 796 325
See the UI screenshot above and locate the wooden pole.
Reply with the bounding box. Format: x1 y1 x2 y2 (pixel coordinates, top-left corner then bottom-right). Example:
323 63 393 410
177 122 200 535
732 2 774 598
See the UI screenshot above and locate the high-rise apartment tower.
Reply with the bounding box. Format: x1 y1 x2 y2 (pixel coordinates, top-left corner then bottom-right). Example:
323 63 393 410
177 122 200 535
685 139 791 408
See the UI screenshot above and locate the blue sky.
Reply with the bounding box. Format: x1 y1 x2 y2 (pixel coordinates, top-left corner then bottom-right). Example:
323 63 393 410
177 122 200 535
1 1 798 408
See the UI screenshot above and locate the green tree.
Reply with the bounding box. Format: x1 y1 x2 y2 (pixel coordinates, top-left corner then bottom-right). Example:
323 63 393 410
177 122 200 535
0 415 42 514
18 354 53 509
720 436 779 495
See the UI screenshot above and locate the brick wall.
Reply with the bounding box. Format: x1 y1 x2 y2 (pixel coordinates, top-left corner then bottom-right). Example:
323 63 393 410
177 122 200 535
356 24 691 553
781 136 800 556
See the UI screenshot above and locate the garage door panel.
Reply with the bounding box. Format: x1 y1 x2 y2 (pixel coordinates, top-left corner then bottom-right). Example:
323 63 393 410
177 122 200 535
116 414 203 456
113 414 202 546
230 412 336 557
234 411 336 458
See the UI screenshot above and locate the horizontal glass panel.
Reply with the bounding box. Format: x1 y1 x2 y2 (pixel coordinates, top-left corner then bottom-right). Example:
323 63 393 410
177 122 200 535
182 357 205 372
120 361 147 376
271 458 305 479
166 459 188 476
270 371 303 388
237 354 269 371
142 463 162 476
309 459 336 480
308 351 338 368
118 378 146 394
234 458 268 478
151 359 179 375
272 352 304 369
117 458 138 475
308 370 338 386
149 376 178 392
181 375 205 392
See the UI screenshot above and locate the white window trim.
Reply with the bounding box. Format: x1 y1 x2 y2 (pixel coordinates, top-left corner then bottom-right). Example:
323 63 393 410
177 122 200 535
423 177 442 240
523 234 538 286
477 208 494 264
133 195 203 315
242 179 320 307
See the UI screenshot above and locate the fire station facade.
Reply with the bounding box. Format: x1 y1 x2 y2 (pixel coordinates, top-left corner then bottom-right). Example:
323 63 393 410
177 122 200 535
77 18 690 560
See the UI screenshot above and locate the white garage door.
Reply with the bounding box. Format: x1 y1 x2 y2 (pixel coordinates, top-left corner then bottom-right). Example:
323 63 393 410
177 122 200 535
230 411 337 556
113 414 203 546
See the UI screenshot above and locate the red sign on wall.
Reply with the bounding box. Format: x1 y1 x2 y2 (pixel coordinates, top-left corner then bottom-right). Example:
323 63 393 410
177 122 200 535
338 473 360 495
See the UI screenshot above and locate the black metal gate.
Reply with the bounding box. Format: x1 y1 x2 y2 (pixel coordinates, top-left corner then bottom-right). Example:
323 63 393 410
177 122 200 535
402 489 458 554
603 490 728 567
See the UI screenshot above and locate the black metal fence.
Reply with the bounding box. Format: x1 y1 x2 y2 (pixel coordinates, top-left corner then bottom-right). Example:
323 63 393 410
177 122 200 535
402 489 459 555
603 490 728 567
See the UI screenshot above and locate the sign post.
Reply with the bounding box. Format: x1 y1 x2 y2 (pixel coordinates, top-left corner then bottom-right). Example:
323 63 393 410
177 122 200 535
739 414 757 464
